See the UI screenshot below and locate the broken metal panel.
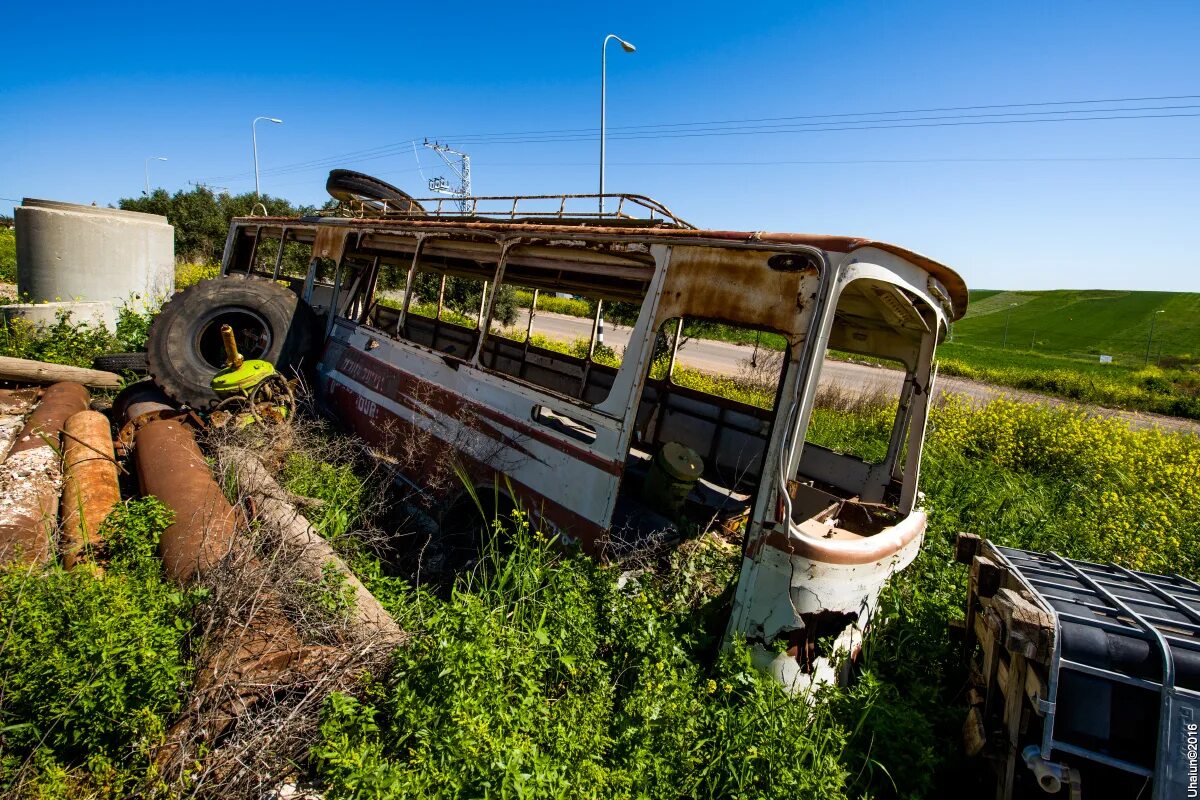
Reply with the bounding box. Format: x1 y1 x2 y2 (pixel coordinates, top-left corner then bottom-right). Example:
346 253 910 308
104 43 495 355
654 245 822 340
324 338 625 544
731 511 926 694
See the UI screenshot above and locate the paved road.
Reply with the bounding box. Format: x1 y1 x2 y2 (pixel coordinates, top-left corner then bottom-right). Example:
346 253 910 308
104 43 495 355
513 309 1200 434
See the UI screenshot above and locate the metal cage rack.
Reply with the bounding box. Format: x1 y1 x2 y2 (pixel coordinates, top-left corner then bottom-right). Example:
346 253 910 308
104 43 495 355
961 536 1200 800
331 192 696 229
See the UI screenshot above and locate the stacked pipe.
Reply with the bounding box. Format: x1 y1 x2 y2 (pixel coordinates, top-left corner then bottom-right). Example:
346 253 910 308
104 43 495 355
60 410 121 569
126 406 331 763
0 382 90 565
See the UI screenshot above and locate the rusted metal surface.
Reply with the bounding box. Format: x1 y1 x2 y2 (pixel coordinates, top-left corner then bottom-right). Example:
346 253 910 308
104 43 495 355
0 382 90 565
0 388 39 461
131 416 330 763
654 244 820 338
212 190 968 696
233 214 968 318
134 418 240 583
60 410 120 569
112 381 193 457
0 387 40 415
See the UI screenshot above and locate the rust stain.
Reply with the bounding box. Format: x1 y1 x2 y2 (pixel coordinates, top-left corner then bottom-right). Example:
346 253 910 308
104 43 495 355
60 410 120 569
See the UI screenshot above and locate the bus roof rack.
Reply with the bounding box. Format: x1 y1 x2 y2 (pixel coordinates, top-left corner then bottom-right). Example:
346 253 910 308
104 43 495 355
331 192 695 230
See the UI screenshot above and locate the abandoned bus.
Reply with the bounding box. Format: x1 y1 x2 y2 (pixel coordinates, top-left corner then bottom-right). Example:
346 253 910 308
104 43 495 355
152 188 968 691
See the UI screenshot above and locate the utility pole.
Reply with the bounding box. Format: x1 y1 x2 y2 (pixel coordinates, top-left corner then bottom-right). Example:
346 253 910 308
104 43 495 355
424 140 471 213
1145 310 1165 365
252 116 283 198
1001 303 1017 348
144 156 167 195
600 34 636 215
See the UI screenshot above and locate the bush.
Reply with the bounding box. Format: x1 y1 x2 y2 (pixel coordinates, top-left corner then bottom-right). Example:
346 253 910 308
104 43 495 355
174 262 220 291
0 498 193 796
0 301 158 368
314 520 854 799
0 312 117 367
0 229 15 284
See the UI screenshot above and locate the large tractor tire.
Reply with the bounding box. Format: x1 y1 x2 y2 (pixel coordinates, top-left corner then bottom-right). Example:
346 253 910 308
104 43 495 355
147 277 317 410
326 169 425 215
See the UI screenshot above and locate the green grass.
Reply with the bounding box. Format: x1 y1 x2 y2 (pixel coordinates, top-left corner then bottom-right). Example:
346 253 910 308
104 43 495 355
955 288 1199 364
0 499 195 798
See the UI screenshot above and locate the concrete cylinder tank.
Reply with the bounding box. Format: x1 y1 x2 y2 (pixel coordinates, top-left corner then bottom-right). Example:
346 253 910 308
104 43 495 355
12 199 174 329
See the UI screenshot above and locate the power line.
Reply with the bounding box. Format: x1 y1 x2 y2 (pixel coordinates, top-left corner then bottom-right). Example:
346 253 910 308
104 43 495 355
195 92 1200 185
435 101 1200 144
431 93 1200 139
427 109 1200 147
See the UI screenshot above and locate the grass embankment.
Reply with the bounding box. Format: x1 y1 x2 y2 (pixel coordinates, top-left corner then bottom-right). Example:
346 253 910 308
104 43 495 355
938 289 1200 418
514 285 1200 419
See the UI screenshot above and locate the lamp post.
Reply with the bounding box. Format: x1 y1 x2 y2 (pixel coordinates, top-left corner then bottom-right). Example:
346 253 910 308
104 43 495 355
1001 303 1017 348
144 156 168 196
600 34 636 215
252 116 283 198
1145 309 1165 365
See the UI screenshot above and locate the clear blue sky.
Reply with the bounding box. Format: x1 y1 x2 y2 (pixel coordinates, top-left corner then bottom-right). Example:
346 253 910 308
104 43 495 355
2 0 1197 292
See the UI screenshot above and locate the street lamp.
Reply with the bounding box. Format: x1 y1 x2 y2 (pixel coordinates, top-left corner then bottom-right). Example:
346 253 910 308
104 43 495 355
252 116 283 198
599 33 636 215
144 156 168 196
1001 303 1018 348
1145 309 1165 365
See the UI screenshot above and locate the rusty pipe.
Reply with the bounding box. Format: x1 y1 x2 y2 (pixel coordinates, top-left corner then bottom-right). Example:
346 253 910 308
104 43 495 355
134 418 239 584
0 382 90 566
0 388 39 464
131 416 330 764
113 380 188 457
60 410 121 570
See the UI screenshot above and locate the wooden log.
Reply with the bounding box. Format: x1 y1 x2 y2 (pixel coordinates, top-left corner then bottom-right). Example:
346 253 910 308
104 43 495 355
0 355 122 389
219 445 405 645
60 410 121 569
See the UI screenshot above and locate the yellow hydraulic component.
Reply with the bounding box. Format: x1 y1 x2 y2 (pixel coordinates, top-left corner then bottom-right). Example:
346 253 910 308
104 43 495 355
220 324 244 369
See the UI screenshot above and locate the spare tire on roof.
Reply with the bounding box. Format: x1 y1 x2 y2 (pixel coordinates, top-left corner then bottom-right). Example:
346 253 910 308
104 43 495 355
147 276 317 410
326 169 425 215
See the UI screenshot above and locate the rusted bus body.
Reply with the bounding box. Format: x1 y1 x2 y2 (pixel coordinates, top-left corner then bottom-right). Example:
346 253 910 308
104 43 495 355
220 207 967 690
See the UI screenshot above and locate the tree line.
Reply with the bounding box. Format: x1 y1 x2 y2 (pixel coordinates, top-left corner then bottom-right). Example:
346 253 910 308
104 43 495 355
119 187 325 265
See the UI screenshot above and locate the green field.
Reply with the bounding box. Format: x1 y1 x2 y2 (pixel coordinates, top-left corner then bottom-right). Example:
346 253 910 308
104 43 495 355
951 288 1199 364
937 289 1200 419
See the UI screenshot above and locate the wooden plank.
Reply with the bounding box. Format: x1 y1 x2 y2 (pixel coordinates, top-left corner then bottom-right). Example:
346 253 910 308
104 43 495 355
997 652 1028 800
994 588 1055 664
973 555 1005 599
956 531 982 564
1025 663 1048 714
